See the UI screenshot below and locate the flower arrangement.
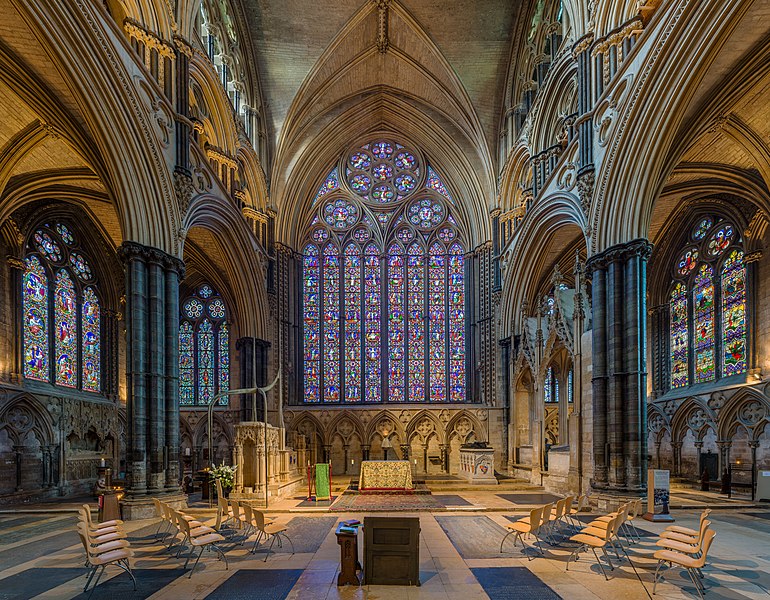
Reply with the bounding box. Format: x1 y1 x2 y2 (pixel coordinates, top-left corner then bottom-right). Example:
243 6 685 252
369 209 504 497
209 463 236 490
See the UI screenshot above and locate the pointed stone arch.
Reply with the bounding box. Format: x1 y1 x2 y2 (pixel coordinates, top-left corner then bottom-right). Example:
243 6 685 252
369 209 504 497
0 393 54 447
446 410 484 445
670 397 715 445
326 411 365 446
364 410 406 446
406 410 445 446
717 388 770 442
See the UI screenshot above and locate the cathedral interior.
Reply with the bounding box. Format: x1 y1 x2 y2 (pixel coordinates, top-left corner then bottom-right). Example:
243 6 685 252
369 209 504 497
1 0 770 598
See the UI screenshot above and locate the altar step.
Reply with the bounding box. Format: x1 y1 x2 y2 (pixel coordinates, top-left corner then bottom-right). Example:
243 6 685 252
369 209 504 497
421 476 541 492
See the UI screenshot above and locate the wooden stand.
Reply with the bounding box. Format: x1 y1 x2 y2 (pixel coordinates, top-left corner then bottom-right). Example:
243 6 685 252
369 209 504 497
335 524 361 586
99 490 121 522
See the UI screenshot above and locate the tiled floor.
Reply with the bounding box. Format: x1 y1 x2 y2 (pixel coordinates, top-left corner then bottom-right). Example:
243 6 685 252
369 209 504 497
1 500 769 599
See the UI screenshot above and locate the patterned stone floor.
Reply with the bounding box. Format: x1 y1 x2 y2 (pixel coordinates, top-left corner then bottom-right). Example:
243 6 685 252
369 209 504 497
1 499 769 599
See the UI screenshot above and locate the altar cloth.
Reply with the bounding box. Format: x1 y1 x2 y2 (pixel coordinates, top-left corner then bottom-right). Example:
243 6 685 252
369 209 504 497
359 460 414 491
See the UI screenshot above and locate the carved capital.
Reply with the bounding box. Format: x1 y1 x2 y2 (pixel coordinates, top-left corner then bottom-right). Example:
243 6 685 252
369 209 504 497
174 169 195 217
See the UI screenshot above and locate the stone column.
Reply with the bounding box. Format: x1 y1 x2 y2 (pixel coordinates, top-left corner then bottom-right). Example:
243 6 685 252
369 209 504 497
118 242 184 507
362 445 370 461
440 444 449 474
237 337 254 421
14 446 23 491
400 444 409 462
165 265 182 490
717 440 731 474
587 239 652 492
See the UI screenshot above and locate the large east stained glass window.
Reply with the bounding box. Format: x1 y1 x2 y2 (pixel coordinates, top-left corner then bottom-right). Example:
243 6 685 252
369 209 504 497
302 139 466 403
179 285 230 406
667 218 748 391
22 223 101 391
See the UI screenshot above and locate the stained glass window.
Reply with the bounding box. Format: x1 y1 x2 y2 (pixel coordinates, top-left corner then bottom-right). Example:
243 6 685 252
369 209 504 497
721 250 747 376
388 244 406 402
668 219 748 391
302 140 466 403
544 366 559 403
693 265 715 383
670 282 689 388
323 244 341 401
303 245 320 402
344 244 362 402
23 256 48 381
81 287 100 392
179 284 230 406
22 223 101 392
567 369 574 403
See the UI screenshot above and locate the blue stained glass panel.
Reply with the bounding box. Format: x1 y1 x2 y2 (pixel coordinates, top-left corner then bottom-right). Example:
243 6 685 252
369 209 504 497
23 256 49 382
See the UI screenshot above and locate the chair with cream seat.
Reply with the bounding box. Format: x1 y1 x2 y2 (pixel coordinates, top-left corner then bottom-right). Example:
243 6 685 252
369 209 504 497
566 513 622 580
661 509 711 540
76 523 135 597
176 513 228 577
567 494 590 528
579 509 626 562
170 508 215 557
656 519 711 557
251 510 294 561
500 505 545 560
653 529 716 600
81 503 123 529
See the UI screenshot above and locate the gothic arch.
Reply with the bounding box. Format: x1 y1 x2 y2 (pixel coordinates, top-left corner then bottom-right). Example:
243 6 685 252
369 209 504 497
648 405 671 444
0 393 54 447
446 410 484 444
670 397 715 445
289 412 327 447
717 388 770 442
591 1 761 253
10 1 180 254
326 412 365 446
364 411 406 446
406 410 446 446
182 197 269 339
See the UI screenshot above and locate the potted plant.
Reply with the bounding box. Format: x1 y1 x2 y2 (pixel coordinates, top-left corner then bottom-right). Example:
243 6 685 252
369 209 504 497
209 463 236 498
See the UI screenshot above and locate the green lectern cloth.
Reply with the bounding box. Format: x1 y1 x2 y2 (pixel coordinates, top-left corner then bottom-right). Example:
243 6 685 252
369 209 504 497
315 463 331 501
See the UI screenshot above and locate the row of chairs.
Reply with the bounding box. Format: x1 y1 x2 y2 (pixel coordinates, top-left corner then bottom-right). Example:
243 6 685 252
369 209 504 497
653 509 716 600
153 498 228 577
76 505 135 597
216 495 294 561
566 499 645 579
500 494 591 559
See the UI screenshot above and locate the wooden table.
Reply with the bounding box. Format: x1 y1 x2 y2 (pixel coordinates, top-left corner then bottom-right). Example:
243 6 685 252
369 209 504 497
335 524 361 586
359 460 414 491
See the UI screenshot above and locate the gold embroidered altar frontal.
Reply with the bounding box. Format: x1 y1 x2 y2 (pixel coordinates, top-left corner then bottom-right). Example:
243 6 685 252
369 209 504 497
359 460 414 491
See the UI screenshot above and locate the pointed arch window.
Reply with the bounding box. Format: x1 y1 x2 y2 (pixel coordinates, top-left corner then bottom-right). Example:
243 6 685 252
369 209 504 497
301 139 467 403
21 223 101 392
179 285 230 406
667 218 747 391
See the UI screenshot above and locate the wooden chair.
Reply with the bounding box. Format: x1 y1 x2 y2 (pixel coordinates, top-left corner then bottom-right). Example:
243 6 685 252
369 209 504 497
251 510 294 561
215 494 235 531
77 523 135 598
656 519 711 556
661 509 711 540
500 505 545 560
170 509 214 557
81 503 123 529
653 529 716 600
567 494 590 528
551 498 568 539
176 513 228 577
566 513 621 580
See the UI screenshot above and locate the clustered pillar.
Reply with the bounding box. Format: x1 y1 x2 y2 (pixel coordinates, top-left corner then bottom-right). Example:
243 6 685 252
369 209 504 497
588 238 652 492
119 241 184 501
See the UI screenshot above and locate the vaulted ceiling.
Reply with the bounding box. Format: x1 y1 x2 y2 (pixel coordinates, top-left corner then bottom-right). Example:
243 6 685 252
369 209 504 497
239 0 523 243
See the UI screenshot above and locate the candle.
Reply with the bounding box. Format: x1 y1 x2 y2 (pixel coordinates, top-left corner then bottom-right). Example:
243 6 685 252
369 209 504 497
100 458 106 468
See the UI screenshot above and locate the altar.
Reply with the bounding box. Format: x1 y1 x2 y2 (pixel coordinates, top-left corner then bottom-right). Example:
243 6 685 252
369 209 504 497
359 460 414 491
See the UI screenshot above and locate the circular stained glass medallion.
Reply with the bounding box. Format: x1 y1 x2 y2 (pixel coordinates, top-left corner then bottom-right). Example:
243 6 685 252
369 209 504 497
56 224 75 245
407 198 445 229
371 184 395 203
677 248 698 276
184 298 204 319
692 217 713 241
706 224 734 257
69 253 92 280
208 298 226 319
34 231 61 262
348 173 371 194
324 199 358 229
